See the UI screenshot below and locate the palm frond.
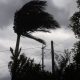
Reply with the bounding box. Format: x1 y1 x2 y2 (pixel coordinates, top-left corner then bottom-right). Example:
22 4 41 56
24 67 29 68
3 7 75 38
23 33 46 45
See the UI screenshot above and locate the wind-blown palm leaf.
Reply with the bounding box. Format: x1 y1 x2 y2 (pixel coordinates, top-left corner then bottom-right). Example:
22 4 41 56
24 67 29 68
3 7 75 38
24 33 46 45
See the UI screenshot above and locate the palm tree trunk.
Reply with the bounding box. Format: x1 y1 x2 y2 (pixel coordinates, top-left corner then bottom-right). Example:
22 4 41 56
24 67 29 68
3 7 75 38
15 34 21 56
11 34 21 80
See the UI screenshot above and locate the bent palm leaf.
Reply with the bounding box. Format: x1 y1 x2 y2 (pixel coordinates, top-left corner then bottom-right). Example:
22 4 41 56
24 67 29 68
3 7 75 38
24 33 46 45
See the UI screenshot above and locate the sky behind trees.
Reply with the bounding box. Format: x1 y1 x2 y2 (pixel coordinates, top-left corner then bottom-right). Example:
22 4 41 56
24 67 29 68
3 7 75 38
0 0 78 80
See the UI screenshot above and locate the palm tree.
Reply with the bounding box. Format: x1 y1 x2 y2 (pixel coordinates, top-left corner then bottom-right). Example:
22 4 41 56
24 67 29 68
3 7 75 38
13 0 59 56
10 0 59 80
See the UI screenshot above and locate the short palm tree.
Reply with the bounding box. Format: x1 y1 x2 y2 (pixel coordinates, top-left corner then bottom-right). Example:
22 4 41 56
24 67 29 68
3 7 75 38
14 0 59 56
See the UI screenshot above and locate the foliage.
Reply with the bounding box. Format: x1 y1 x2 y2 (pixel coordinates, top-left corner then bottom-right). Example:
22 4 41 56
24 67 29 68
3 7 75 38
9 1 60 80
9 47 53 80
71 41 80 68
63 63 77 80
55 50 71 80
70 0 80 38
13 0 60 59
63 41 80 80
13 0 59 46
68 1 80 79
14 0 59 35
77 0 80 9
70 11 80 38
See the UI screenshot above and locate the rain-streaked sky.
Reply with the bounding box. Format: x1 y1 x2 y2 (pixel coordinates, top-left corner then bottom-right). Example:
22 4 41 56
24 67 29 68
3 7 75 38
0 0 78 80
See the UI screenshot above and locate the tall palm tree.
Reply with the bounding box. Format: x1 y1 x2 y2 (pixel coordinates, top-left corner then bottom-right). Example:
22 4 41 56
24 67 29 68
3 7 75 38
14 0 59 56
10 0 59 80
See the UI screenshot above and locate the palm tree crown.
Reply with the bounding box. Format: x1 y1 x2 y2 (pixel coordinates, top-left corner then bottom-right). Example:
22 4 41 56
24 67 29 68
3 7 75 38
14 0 59 36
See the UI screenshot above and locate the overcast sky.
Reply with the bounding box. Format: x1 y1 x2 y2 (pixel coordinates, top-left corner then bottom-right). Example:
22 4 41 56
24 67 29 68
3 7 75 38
0 0 78 80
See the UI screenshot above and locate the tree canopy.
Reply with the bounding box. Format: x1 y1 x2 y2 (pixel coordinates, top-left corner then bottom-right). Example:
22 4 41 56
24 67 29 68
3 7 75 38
70 0 80 38
14 0 59 36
